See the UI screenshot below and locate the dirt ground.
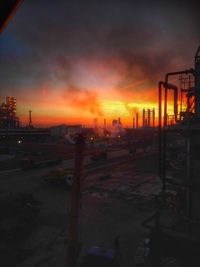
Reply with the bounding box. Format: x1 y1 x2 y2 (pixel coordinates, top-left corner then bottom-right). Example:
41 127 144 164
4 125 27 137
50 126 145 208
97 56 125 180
0 153 160 267
80 154 160 267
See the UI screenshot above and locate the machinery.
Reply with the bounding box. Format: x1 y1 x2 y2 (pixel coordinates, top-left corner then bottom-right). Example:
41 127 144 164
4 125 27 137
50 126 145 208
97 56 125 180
141 46 200 266
44 168 74 187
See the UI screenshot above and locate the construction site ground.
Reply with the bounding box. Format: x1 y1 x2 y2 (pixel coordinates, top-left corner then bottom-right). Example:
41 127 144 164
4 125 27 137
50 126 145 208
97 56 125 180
0 149 160 267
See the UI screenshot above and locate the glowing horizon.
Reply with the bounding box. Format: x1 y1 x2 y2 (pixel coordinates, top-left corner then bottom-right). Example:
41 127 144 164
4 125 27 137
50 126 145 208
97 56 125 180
15 83 159 127
16 100 161 128
15 90 178 128
10 75 180 128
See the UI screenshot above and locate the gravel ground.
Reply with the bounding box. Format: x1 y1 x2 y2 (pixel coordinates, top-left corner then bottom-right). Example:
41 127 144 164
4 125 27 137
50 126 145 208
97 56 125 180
79 155 160 267
0 153 160 267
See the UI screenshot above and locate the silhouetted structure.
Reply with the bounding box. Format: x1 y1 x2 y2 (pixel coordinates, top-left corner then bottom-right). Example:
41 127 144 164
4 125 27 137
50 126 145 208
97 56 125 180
0 96 19 128
142 108 155 127
28 110 33 128
136 112 139 128
143 45 200 266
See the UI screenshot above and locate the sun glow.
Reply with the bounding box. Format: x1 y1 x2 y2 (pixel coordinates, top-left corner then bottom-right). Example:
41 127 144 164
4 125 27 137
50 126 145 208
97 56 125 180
18 96 159 127
14 61 161 127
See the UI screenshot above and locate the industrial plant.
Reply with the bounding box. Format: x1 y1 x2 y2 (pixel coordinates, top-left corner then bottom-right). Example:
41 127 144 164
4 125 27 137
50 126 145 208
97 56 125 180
1 1 200 267
1 48 200 265
146 46 200 266
0 96 19 128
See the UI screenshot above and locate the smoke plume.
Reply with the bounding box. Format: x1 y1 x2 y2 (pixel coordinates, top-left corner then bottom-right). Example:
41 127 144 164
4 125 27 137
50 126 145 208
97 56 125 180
63 84 103 116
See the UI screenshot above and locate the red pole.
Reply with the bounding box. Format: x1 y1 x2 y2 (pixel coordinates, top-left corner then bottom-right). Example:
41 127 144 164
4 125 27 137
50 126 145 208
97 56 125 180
67 133 85 267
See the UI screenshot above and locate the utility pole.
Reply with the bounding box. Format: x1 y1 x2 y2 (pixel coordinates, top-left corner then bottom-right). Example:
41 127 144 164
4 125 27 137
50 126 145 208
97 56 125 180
67 133 85 267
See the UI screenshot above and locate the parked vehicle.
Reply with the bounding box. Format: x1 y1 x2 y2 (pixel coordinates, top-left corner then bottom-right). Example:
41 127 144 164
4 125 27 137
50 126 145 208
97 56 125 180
80 246 121 267
44 168 74 188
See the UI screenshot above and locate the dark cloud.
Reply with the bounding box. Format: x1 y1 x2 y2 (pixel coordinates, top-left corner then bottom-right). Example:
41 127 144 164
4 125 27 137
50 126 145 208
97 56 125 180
0 0 199 99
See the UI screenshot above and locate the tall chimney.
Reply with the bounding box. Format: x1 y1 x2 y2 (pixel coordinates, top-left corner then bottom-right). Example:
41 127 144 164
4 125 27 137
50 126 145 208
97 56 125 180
152 108 155 127
29 110 32 127
136 113 139 128
147 109 151 127
142 109 146 127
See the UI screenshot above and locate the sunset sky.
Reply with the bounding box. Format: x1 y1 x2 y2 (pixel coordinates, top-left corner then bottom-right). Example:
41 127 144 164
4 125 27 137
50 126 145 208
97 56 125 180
0 0 199 127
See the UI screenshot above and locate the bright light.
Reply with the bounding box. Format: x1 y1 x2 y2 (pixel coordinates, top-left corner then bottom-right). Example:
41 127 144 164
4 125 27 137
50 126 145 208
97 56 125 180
18 140 22 144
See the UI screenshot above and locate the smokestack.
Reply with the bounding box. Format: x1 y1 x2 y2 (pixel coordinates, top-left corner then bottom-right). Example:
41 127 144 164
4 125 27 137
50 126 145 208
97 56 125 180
136 113 139 128
147 109 151 127
152 108 155 127
29 110 32 127
142 109 146 127
118 117 121 125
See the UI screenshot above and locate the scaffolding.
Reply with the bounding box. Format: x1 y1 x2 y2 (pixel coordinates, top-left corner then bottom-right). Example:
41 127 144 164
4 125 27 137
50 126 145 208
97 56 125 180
142 46 200 266
0 96 19 128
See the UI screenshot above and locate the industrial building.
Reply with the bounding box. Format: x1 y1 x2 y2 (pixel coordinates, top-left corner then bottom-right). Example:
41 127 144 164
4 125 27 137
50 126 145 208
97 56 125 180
0 96 19 128
140 46 200 266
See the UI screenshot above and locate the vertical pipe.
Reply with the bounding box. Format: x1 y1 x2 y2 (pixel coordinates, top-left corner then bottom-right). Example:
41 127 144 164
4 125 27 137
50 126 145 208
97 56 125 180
29 110 32 127
174 87 178 122
163 87 167 194
136 112 139 128
147 109 151 127
164 87 168 126
158 82 165 192
152 108 155 127
180 90 183 114
67 134 85 267
142 109 145 127
186 91 190 124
